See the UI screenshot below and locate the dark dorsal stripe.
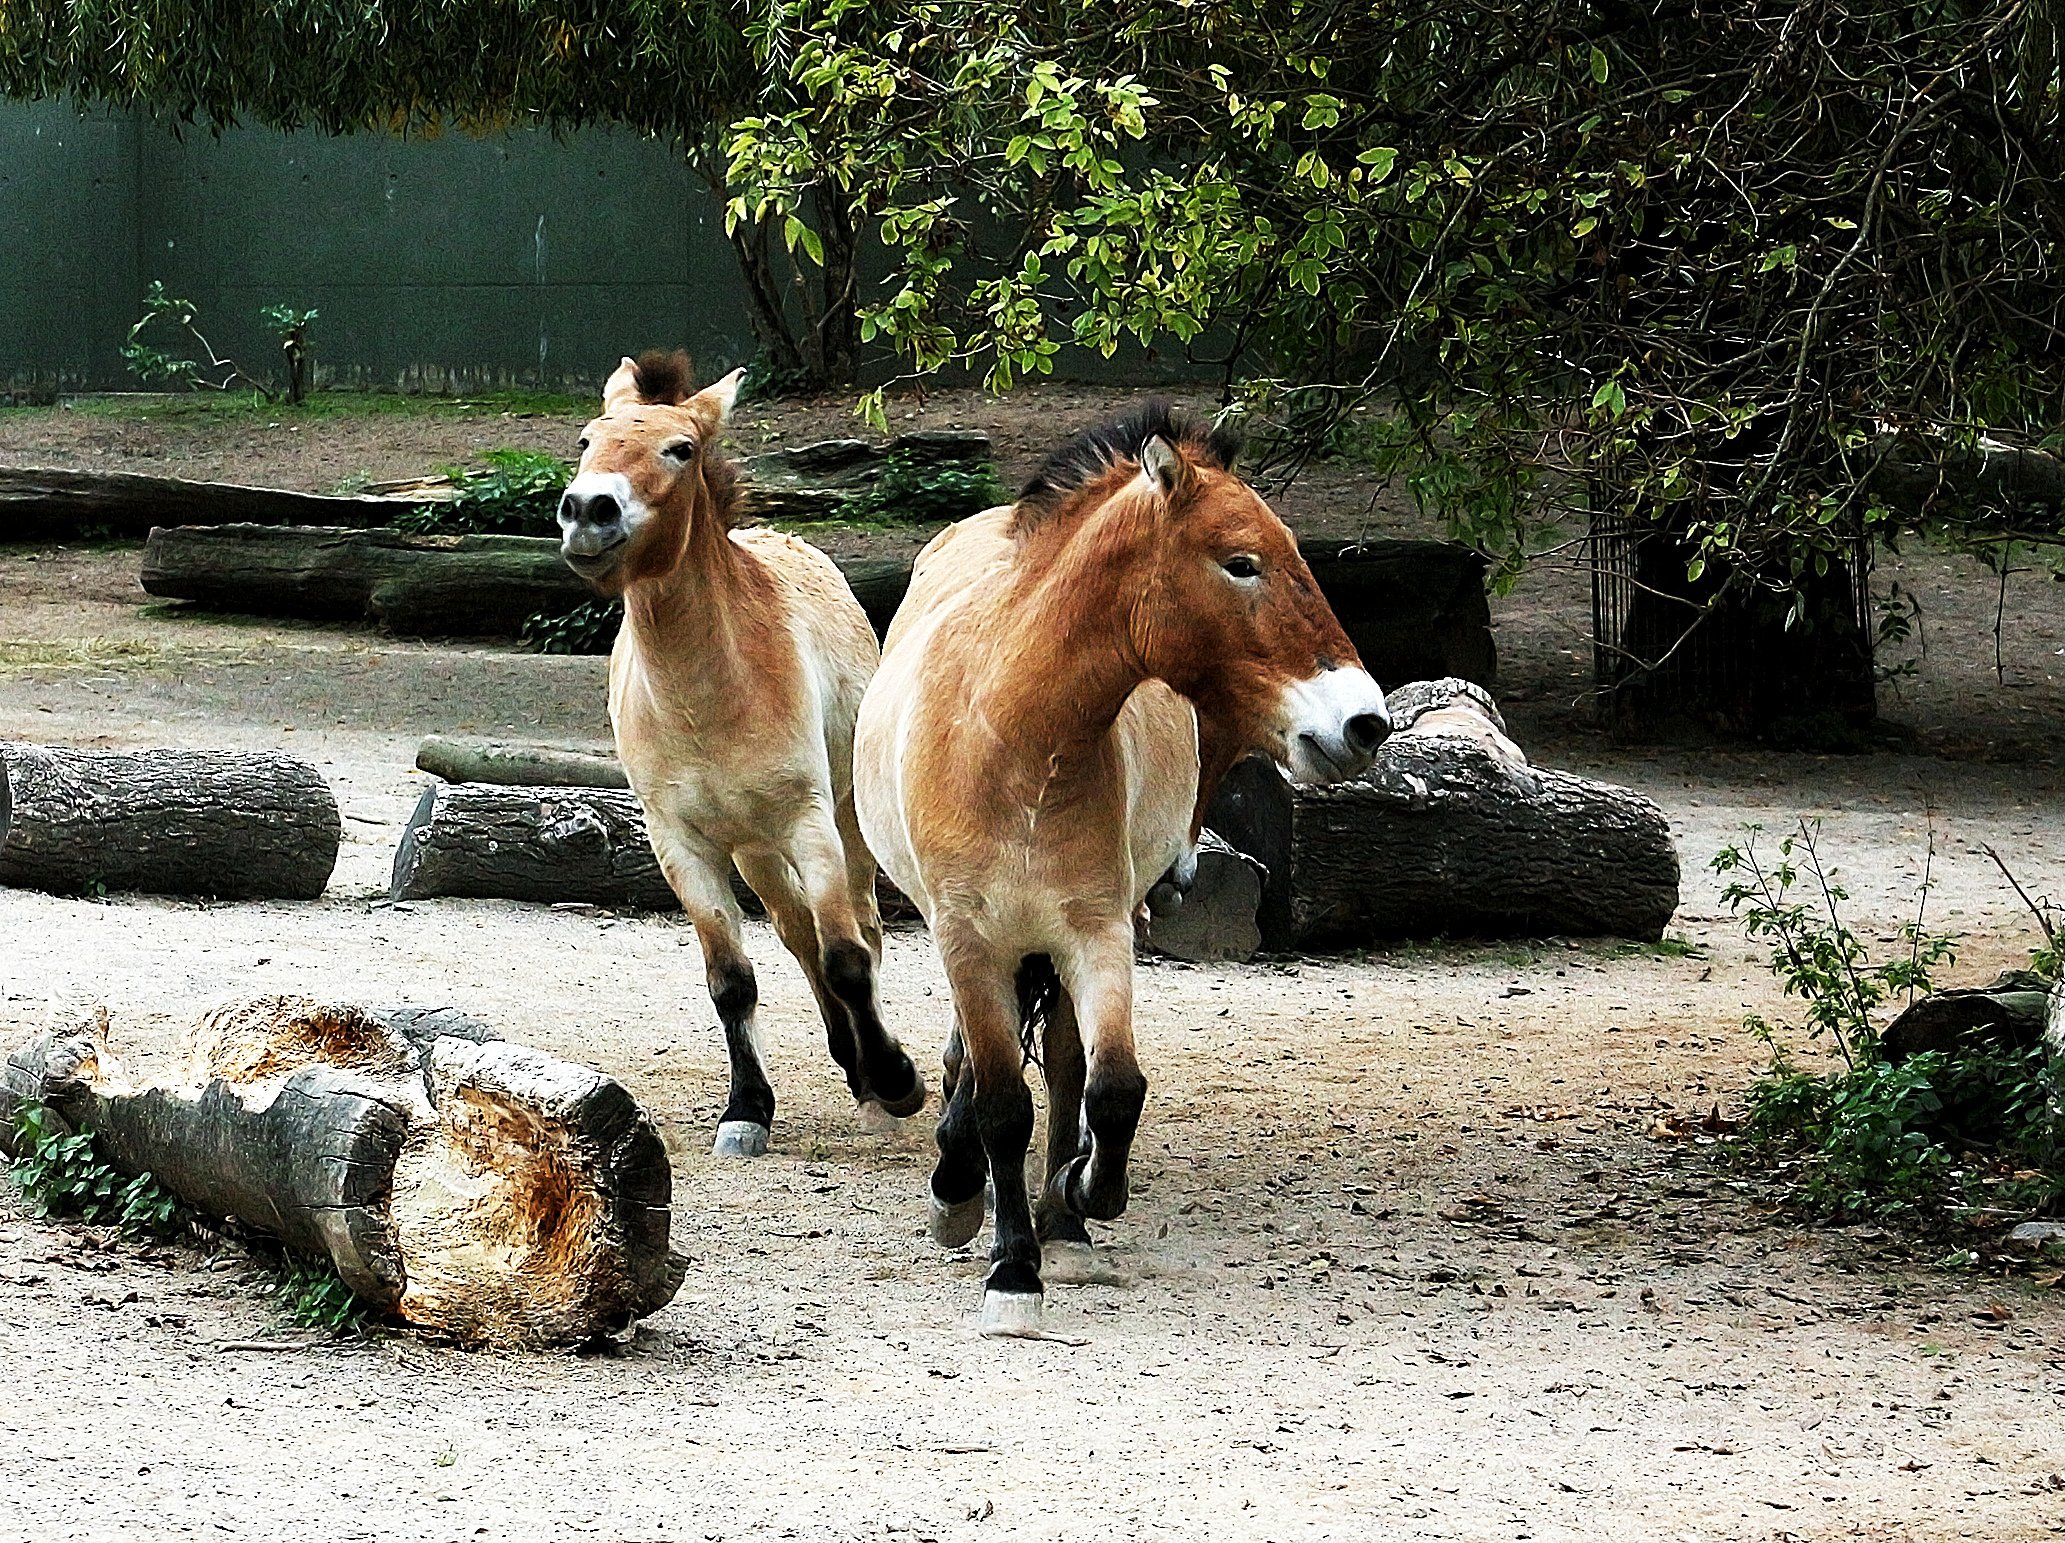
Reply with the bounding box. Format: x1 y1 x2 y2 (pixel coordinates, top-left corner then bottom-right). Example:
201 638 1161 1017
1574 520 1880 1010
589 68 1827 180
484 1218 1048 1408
1017 400 1245 525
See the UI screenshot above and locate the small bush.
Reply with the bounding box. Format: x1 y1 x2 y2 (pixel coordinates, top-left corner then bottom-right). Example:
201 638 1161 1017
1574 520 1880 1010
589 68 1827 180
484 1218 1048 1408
522 597 622 655
848 449 1008 525
8 1102 186 1237
397 449 572 538
1716 822 2062 1235
263 1252 371 1335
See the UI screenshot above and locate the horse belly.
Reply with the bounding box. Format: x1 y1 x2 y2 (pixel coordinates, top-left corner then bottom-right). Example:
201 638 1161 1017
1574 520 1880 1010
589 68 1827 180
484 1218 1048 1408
1117 682 1200 909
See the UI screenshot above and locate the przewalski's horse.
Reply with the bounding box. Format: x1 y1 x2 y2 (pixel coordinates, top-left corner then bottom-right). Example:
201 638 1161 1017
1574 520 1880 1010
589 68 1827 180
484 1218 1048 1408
559 352 925 1156
854 403 1389 1334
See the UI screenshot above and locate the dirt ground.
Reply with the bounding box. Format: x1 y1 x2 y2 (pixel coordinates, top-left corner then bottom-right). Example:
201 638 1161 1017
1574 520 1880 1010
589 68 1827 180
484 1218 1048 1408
2 387 2063 1543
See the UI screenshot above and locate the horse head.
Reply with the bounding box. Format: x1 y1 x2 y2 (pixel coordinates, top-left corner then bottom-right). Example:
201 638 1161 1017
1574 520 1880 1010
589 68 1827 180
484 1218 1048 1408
558 351 744 593
1022 404 1391 785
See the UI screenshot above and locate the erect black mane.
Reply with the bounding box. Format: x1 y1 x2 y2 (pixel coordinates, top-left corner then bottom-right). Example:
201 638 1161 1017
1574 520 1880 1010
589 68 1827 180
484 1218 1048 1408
1017 399 1245 520
631 348 693 405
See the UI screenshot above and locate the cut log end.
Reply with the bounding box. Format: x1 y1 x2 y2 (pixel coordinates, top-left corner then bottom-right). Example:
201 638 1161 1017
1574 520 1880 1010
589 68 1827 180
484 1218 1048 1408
5 997 682 1347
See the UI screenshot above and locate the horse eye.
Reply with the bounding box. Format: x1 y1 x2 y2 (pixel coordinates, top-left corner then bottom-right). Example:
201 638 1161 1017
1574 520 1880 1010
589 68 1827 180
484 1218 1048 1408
1222 554 1262 580
662 437 697 462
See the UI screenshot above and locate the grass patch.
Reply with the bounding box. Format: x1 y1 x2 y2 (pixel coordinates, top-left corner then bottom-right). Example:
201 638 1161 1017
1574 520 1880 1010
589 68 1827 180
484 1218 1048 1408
394 448 572 538
11 387 590 426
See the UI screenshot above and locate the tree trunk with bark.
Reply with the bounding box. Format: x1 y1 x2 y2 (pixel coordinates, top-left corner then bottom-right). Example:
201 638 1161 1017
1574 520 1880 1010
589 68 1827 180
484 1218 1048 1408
0 743 339 900
1204 679 1679 947
0 998 684 1347
0 465 434 541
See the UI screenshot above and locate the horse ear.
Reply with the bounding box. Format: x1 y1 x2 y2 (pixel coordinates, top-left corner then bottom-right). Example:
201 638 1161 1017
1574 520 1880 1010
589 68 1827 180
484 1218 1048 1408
601 356 640 412
1139 435 1193 502
688 367 746 429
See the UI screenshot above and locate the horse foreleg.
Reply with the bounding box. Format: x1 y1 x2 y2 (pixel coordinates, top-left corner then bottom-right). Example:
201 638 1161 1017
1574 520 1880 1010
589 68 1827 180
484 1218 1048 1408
654 831 772 1158
1055 932 1146 1223
735 848 866 1104
786 806 925 1119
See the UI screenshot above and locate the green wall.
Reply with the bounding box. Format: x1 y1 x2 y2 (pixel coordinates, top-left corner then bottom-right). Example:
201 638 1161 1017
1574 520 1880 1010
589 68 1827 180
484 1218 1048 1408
0 101 754 392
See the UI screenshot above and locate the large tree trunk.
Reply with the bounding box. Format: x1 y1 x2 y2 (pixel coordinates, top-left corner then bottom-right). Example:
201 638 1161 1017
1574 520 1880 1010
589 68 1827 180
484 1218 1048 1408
0 998 683 1347
1203 680 1679 947
1300 539 1496 689
0 743 339 900
0 465 435 542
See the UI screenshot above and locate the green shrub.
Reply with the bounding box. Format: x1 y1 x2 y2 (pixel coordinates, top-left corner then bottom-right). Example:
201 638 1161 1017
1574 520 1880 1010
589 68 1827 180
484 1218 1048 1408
8 1102 186 1236
1716 823 2063 1235
521 597 621 655
396 449 572 538
848 449 1008 525
262 1252 371 1335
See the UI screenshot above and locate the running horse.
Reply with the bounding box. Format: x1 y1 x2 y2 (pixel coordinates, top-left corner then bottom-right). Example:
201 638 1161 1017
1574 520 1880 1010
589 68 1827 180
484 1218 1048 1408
558 352 926 1156
854 403 1389 1334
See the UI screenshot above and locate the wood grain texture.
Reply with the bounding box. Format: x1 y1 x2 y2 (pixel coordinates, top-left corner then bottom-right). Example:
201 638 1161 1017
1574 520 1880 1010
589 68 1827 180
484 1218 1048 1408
0 742 340 900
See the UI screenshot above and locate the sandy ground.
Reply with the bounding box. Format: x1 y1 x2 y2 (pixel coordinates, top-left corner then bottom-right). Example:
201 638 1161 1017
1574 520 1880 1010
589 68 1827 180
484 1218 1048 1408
2 388 2064 1542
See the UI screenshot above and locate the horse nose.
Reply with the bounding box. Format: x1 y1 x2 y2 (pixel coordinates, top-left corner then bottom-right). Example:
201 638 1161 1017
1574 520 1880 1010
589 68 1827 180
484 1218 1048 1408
1344 710 1391 757
560 488 620 528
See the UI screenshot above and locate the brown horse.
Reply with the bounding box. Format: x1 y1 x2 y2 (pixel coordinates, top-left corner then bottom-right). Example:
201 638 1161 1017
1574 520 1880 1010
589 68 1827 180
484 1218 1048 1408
854 403 1388 1334
559 353 925 1157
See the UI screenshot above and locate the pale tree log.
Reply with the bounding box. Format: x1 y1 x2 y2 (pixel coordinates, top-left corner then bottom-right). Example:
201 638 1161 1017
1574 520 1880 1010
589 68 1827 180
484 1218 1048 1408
0 998 683 1347
389 780 917 919
0 743 339 900
414 735 629 791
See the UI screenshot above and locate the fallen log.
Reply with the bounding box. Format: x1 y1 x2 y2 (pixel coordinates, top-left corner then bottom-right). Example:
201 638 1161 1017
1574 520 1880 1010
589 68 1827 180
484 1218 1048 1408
140 524 915 638
1204 679 1679 947
1 743 340 900
0 997 683 1347
390 780 917 919
415 735 629 790
1881 971 2054 1063
1141 831 1267 964
140 524 592 635
392 782 674 909
0 465 438 542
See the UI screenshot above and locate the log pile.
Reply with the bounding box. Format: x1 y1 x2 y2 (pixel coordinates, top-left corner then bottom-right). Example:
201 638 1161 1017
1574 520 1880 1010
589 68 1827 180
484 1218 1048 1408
1 743 340 900
0 996 684 1347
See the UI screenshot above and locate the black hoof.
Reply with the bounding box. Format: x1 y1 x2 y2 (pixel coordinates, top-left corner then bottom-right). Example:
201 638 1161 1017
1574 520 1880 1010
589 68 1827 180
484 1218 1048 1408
1062 1156 1129 1222
1038 1209 1092 1246
865 1052 927 1119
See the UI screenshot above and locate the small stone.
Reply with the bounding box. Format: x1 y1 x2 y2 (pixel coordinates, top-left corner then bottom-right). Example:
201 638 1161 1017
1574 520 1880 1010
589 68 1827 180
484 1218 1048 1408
2007 1221 2065 1251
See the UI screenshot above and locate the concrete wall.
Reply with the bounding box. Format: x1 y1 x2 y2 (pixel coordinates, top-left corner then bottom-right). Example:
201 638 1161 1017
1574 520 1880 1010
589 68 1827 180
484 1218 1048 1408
0 101 754 392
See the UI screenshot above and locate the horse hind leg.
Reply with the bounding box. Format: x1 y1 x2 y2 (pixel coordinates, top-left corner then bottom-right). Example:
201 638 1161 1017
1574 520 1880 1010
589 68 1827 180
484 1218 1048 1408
1028 966 1091 1249
1032 977 1124 1286
786 809 926 1119
1054 934 1147 1223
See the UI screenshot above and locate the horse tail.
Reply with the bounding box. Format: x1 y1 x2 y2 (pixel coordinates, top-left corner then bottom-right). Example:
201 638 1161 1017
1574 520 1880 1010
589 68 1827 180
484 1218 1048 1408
1013 953 1060 1068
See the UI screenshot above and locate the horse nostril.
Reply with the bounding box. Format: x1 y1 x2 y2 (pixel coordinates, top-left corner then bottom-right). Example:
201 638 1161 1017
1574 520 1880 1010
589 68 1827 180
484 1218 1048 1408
562 489 620 528
1344 712 1390 755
